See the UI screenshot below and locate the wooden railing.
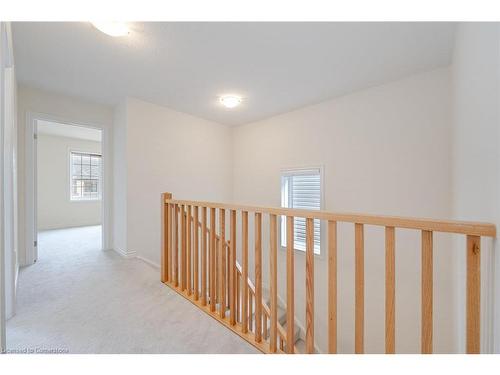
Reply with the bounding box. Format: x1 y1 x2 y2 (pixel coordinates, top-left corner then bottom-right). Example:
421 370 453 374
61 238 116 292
160 192 496 354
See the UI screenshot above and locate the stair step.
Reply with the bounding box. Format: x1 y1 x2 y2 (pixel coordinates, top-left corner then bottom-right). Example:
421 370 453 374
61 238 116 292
277 306 286 325
282 321 300 344
248 306 286 328
263 298 287 323
293 338 318 354
294 338 306 353
213 289 305 350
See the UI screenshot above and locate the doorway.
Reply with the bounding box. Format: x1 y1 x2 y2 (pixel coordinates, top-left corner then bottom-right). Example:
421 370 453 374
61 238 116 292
36 120 103 260
24 114 110 265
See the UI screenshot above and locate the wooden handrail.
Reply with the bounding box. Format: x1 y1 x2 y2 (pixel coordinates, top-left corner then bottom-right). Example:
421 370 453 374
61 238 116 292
165 199 495 237
162 194 496 354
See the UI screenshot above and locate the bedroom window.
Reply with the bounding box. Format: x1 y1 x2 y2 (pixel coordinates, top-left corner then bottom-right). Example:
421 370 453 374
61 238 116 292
70 151 101 201
280 168 322 254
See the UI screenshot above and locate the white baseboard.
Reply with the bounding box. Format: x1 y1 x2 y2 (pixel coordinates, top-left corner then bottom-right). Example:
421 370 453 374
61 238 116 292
113 248 159 269
136 255 160 269
112 247 137 259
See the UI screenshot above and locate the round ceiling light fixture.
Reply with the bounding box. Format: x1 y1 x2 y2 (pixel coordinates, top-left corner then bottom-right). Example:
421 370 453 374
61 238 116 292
92 22 130 37
219 95 242 109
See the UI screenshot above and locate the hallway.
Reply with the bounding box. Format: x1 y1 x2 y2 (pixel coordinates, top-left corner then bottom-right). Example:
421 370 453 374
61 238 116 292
6 226 257 353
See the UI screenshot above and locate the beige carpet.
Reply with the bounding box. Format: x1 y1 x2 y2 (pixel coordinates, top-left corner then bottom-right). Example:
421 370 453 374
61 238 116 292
6 226 258 354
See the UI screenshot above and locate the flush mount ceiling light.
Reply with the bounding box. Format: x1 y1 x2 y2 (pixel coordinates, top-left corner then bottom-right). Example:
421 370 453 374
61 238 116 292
219 95 242 109
92 22 130 37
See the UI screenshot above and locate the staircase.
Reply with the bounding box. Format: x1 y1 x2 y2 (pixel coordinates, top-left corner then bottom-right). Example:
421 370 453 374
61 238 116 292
160 192 495 354
261 289 306 352
232 261 301 353
215 287 306 352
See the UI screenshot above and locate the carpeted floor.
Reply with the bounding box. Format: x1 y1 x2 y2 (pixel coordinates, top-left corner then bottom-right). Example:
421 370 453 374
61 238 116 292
6 226 258 354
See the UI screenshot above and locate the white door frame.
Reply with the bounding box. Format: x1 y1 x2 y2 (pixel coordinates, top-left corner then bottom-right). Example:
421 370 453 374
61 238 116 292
24 112 111 264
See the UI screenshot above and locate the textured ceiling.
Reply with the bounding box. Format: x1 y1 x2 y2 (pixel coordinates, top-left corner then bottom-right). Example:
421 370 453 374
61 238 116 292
13 22 456 125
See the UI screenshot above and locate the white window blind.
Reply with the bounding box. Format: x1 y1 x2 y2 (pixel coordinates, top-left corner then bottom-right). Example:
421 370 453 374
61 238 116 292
281 168 321 254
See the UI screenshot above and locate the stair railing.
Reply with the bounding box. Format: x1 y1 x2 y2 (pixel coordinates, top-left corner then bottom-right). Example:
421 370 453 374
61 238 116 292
161 192 496 354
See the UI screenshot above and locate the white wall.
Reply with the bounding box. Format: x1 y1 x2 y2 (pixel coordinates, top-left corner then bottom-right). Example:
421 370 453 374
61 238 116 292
37 134 101 230
451 23 500 353
1 21 17 350
112 101 128 256
113 98 233 263
17 85 113 265
232 68 454 353
3 66 17 322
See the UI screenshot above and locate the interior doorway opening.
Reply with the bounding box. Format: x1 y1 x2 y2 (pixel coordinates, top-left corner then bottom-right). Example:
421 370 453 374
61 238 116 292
35 120 103 260
24 115 108 265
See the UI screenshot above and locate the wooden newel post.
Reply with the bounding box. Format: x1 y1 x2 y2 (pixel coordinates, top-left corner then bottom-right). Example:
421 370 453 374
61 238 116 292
161 192 173 283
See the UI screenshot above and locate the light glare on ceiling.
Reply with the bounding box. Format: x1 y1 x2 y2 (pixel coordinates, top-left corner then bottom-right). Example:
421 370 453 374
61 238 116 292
92 22 130 37
220 95 242 109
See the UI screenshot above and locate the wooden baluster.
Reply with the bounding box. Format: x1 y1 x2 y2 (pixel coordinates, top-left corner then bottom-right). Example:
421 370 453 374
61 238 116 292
286 216 295 353
173 204 179 287
263 314 268 340
421 230 433 354
193 206 199 300
328 220 337 354
236 272 241 322
355 223 364 354
229 210 237 325
385 226 395 354
187 205 192 295
270 214 278 353
242 211 249 332
168 203 173 282
255 212 263 342
217 240 220 306
180 205 186 291
219 209 226 319
226 245 229 308
215 238 219 304
210 208 216 311
201 207 207 305
466 235 481 354
306 218 315 354
249 291 254 332
160 196 167 283
160 193 171 283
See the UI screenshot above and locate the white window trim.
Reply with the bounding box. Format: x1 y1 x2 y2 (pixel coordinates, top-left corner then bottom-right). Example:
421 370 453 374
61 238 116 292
68 148 102 202
279 166 325 258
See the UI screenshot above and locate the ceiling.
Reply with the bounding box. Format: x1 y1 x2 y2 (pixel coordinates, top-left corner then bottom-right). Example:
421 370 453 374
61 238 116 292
37 120 102 142
13 22 456 126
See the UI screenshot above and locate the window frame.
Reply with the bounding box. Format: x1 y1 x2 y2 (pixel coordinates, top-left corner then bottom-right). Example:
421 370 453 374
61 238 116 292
279 166 325 258
68 149 102 202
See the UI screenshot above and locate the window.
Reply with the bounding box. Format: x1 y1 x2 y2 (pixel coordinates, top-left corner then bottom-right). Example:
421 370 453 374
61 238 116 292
70 151 101 201
280 168 322 254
